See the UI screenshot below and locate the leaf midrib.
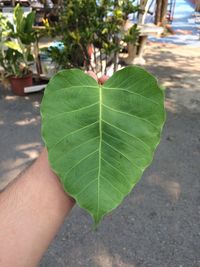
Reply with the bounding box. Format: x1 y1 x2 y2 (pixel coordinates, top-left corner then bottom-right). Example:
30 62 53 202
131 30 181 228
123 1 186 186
97 84 102 221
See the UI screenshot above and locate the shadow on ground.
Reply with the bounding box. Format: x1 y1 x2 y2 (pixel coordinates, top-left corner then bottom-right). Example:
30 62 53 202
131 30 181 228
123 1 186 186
0 89 43 189
0 44 200 267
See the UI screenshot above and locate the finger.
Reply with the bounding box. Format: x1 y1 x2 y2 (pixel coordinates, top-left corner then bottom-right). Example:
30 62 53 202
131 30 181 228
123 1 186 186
98 75 109 85
86 71 98 82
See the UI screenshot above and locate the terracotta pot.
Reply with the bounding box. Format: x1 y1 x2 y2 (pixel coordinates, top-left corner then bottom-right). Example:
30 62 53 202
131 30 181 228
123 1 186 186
9 74 33 96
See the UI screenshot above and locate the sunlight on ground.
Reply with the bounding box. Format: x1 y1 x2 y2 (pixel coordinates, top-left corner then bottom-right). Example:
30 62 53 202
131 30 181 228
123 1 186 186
16 142 41 150
4 95 17 101
16 143 41 159
148 174 181 202
0 142 42 190
145 45 200 114
165 98 177 113
94 245 136 267
20 149 39 160
14 117 39 126
0 158 27 190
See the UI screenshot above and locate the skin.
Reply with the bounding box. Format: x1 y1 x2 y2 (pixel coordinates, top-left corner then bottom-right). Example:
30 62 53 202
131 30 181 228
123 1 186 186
0 149 75 267
0 72 109 267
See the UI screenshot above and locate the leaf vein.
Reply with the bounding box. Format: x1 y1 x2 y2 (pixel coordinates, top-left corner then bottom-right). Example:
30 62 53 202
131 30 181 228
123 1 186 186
51 136 99 165
102 140 141 171
102 104 158 130
103 130 150 157
103 86 159 106
46 85 98 95
46 102 99 120
101 157 131 185
101 175 124 195
111 74 149 89
75 178 98 198
48 121 99 151
102 120 152 152
69 167 99 192
64 149 98 179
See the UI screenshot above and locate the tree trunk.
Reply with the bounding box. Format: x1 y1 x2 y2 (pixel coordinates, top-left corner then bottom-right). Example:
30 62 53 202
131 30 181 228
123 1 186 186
195 0 200 11
155 0 162 25
155 0 168 25
161 0 168 25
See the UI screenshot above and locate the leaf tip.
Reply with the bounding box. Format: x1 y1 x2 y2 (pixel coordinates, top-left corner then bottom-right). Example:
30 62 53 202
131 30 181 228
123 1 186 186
92 212 105 228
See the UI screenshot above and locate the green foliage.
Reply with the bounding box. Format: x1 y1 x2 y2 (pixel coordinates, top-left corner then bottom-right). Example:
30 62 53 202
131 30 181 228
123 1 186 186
121 0 140 19
14 5 36 45
41 66 165 225
0 48 24 77
47 0 98 69
0 4 36 78
123 24 140 45
45 0 140 72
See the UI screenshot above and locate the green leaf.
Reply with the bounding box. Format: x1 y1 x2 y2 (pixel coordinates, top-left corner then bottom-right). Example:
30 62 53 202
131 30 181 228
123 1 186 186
4 40 22 53
14 4 23 33
24 11 35 33
27 53 34 62
41 66 165 225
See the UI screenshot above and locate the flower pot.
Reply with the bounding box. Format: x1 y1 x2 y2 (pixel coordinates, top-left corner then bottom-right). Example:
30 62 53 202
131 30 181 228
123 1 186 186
9 74 33 96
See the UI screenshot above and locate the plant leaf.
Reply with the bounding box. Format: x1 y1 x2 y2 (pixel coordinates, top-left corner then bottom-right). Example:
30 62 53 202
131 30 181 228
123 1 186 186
14 4 23 33
24 11 36 34
4 40 22 53
41 66 165 225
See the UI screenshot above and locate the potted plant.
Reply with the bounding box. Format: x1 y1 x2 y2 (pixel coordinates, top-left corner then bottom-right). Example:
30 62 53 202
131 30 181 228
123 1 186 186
0 4 36 96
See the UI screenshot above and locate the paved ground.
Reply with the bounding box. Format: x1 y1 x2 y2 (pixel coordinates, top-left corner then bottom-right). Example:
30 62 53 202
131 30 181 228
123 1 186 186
149 0 200 47
1 42 200 266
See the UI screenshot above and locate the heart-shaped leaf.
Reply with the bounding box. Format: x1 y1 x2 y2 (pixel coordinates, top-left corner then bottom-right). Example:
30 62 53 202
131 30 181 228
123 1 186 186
41 66 165 224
